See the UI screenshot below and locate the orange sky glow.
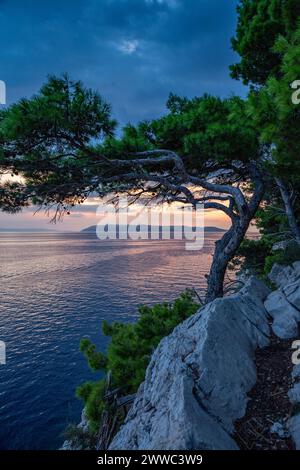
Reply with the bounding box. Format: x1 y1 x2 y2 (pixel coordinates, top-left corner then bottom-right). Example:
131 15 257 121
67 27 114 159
0 197 231 232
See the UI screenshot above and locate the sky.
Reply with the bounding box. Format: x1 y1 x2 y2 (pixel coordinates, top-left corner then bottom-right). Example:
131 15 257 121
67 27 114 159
0 0 246 231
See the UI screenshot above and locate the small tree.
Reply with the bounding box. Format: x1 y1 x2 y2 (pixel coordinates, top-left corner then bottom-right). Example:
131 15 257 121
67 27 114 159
231 0 300 86
231 0 300 243
0 76 265 302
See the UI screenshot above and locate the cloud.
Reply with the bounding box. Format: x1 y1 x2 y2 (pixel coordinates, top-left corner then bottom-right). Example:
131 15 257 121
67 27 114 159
145 0 179 7
115 39 139 55
0 0 245 229
0 0 245 127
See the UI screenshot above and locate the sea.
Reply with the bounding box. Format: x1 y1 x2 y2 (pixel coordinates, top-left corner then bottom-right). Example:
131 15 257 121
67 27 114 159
0 232 221 449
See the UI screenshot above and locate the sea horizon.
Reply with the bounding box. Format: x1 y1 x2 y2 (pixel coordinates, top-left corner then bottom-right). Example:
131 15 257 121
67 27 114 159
0 231 222 449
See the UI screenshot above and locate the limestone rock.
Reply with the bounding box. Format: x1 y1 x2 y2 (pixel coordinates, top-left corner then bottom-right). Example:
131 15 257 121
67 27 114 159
109 277 270 450
264 289 300 339
288 383 300 405
289 414 300 450
270 421 289 439
292 364 300 380
264 276 300 339
60 409 89 450
272 241 290 252
284 281 300 312
269 262 300 289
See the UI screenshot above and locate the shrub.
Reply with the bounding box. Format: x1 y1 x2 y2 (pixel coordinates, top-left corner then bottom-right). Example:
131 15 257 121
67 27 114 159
264 241 300 275
63 424 97 450
76 291 200 432
231 236 273 277
232 237 300 280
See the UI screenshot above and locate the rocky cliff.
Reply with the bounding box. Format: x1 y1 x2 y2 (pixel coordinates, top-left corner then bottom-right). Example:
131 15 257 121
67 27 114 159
109 263 300 450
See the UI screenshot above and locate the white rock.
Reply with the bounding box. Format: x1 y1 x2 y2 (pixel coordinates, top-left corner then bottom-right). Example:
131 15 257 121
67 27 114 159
269 262 300 289
289 414 300 450
269 264 296 288
109 277 270 450
264 290 300 339
273 316 299 339
270 421 289 438
292 365 300 379
272 241 290 252
78 409 89 432
60 409 89 450
284 282 300 312
293 261 300 277
288 384 300 404
264 290 299 320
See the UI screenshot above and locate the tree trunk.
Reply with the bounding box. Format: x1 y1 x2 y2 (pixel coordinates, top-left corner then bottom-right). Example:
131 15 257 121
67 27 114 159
205 249 228 302
205 169 265 304
205 222 249 303
275 177 300 245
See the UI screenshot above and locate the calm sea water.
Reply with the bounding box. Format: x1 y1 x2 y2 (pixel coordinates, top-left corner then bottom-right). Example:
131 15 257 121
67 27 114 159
0 232 219 450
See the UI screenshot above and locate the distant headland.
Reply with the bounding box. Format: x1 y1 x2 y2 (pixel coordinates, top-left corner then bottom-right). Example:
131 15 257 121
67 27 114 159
81 224 226 235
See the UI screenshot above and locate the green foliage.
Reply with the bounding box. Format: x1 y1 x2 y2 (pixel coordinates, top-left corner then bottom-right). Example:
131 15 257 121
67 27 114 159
232 237 274 276
76 381 94 402
76 379 106 433
1 74 116 149
248 27 300 179
231 0 300 86
264 241 300 273
251 197 300 245
0 75 118 211
103 292 199 390
63 424 97 450
79 338 107 371
0 77 261 188
233 236 300 279
0 74 262 230
77 292 199 432
255 204 290 238
116 94 260 173
231 0 300 245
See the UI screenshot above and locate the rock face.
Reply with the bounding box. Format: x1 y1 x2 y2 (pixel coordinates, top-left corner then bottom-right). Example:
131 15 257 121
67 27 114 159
109 278 271 450
267 262 300 450
268 261 300 289
265 262 300 339
264 290 300 339
61 410 89 450
290 415 300 450
289 363 300 449
288 383 300 404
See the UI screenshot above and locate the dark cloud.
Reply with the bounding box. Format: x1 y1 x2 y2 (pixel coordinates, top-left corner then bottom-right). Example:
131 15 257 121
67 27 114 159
0 0 245 126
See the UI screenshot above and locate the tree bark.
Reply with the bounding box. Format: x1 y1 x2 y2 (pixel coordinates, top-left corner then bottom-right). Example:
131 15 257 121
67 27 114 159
205 168 265 303
275 177 300 245
205 221 250 303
